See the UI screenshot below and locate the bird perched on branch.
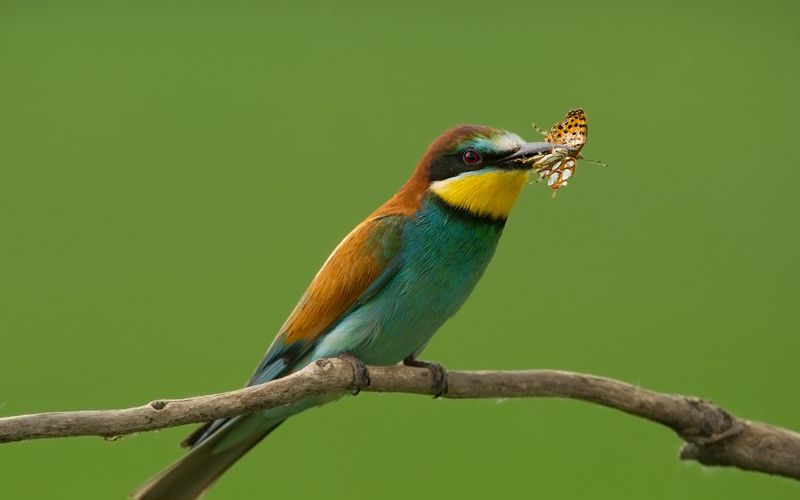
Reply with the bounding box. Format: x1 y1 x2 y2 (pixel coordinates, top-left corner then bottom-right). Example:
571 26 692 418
132 125 557 500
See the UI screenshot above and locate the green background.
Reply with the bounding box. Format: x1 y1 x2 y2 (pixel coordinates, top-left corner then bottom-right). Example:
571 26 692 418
1 1 798 498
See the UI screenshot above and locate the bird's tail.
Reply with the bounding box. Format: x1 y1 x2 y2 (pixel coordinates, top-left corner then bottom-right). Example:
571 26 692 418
130 416 283 500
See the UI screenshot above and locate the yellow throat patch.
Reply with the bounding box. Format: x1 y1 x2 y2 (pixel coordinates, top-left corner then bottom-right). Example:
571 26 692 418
430 169 529 220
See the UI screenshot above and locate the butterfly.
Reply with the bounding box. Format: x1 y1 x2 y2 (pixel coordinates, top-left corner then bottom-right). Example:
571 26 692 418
531 108 601 194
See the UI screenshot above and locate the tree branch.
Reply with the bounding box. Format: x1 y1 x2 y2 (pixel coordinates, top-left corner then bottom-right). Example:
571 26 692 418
1 358 798 480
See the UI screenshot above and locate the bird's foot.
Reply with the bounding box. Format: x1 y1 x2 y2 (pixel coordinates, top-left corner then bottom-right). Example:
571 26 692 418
403 356 448 398
338 353 370 395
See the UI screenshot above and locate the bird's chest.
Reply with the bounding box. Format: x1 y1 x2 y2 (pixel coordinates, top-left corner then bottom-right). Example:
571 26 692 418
312 195 506 365
399 196 505 309
354 196 505 363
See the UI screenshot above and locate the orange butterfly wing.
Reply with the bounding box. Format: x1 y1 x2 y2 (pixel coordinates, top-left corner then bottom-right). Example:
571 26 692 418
535 108 588 193
536 156 577 192
544 108 588 154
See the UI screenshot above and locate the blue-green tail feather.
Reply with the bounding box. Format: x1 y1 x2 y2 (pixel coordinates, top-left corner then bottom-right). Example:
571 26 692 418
131 416 284 500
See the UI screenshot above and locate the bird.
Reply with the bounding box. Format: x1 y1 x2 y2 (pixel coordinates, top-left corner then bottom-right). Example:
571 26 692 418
132 124 557 500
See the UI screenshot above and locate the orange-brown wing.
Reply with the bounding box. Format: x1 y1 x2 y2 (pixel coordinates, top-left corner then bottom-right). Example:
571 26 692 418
544 108 588 153
247 214 406 385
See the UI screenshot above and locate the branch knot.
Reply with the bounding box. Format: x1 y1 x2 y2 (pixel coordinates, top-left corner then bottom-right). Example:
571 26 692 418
150 401 167 411
677 398 743 446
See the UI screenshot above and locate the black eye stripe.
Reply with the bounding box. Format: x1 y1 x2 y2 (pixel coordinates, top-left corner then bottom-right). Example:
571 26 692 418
427 147 518 182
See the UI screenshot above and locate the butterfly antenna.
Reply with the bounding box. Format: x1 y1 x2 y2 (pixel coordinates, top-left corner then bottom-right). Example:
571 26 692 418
531 121 548 137
582 157 609 167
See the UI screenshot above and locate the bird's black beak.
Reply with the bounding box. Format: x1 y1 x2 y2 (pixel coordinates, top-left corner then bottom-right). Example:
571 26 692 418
497 142 560 169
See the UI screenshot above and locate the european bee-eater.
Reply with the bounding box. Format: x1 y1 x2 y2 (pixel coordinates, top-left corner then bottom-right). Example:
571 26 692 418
133 125 557 499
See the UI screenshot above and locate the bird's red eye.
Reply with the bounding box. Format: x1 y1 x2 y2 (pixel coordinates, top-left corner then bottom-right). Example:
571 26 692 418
462 150 481 165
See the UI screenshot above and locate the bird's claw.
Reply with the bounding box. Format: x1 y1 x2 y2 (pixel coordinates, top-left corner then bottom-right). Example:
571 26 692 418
403 356 448 398
338 353 370 395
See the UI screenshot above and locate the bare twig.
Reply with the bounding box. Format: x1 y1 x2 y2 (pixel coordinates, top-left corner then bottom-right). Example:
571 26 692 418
1 358 798 480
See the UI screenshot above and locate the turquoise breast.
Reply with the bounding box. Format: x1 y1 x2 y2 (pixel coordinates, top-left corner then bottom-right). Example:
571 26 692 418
309 193 505 365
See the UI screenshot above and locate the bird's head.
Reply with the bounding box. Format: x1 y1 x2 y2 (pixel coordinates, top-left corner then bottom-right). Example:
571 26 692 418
410 125 556 221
